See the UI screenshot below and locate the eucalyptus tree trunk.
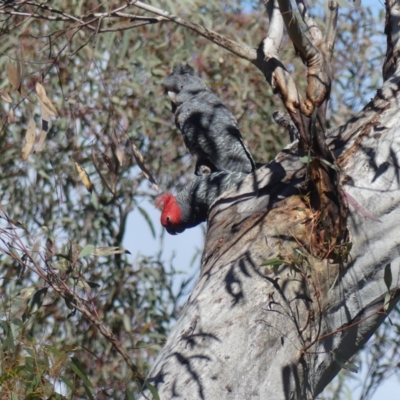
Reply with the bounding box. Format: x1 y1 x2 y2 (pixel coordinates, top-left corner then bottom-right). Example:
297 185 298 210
141 2 400 399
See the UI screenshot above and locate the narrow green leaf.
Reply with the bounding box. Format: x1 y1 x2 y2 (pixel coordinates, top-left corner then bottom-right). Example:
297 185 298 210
384 292 391 311
294 248 307 257
60 376 74 391
261 258 283 267
384 263 392 291
328 272 340 293
126 389 136 400
27 288 48 315
54 253 72 262
64 296 74 310
86 281 100 288
320 158 339 171
78 244 95 259
3 323 15 352
16 287 36 300
342 360 359 374
92 246 131 256
333 352 359 373
145 381 160 400
71 362 93 388
138 206 156 238
0 321 9 335
51 260 70 271
11 318 23 328
83 383 95 400
122 313 132 333
299 155 314 164
7 217 28 232
90 191 99 210
75 279 90 289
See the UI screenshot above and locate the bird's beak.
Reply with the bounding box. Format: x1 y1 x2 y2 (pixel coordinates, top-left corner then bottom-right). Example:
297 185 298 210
167 91 178 104
166 226 178 235
166 225 185 235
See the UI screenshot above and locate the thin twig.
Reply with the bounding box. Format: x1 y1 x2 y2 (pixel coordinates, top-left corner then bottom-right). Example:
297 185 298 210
255 0 306 142
0 10 70 21
97 20 160 33
277 0 331 116
24 0 125 24
325 1 339 60
259 0 300 111
277 0 318 62
0 2 166 32
25 1 167 23
129 0 257 62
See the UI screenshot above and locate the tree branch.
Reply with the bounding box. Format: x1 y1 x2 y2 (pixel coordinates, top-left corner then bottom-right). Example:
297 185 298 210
295 0 323 44
254 0 307 144
277 0 332 116
256 0 301 115
262 0 284 57
277 0 318 62
325 1 339 60
129 0 257 62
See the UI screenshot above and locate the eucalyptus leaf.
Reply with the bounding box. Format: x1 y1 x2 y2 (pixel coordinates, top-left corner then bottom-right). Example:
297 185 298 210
78 244 95 259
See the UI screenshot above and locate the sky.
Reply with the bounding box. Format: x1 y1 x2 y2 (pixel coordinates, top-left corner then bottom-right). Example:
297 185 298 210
125 196 203 292
123 1 400 399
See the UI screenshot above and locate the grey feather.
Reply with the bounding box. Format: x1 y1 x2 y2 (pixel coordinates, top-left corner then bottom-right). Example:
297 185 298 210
163 64 255 175
168 171 248 234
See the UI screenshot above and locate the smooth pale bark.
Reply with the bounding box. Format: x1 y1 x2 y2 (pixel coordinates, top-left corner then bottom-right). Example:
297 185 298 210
140 40 400 400
140 72 400 399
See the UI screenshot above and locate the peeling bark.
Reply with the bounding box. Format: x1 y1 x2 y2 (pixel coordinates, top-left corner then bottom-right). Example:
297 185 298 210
140 72 400 399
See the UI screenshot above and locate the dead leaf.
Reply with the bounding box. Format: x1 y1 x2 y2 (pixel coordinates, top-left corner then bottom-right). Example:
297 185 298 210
75 162 93 193
35 105 51 152
7 62 21 91
36 130 48 153
21 117 36 161
102 153 115 174
1 90 12 103
116 145 124 166
8 109 15 124
18 46 24 88
20 87 28 98
35 82 58 117
131 141 158 190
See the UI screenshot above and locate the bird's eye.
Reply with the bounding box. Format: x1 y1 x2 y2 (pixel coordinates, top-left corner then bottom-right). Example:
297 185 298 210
166 216 171 223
